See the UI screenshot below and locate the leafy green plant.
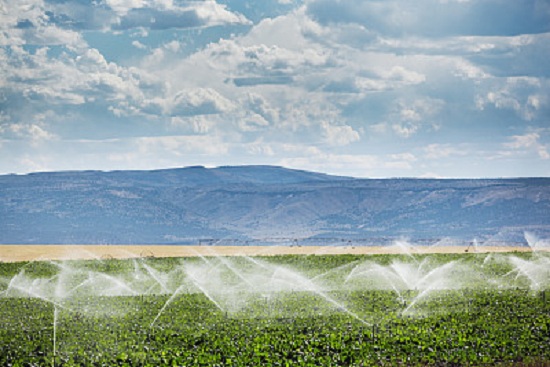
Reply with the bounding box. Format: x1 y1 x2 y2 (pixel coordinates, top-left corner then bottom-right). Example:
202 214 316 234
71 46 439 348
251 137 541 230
0 252 548 366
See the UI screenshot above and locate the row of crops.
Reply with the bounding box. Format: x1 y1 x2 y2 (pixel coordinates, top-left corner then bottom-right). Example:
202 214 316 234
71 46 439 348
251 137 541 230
1 251 549 366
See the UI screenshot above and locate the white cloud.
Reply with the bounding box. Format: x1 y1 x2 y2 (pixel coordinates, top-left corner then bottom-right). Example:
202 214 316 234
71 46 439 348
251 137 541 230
135 134 230 156
453 59 489 80
1 0 549 177
170 115 217 134
113 1 250 30
321 121 360 146
279 151 380 177
242 93 279 125
392 123 419 138
503 132 549 159
104 0 148 16
0 0 250 48
103 134 233 169
2 123 55 143
390 152 417 162
243 7 320 50
306 0 550 37
504 132 539 149
369 123 388 134
384 66 426 85
132 40 147 49
423 143 468 159
170 88 235 116
0 43 165 126
15 155 53 173
476 77 548 121
194 0 251 26
237 113 270 132
278 147 422 178
0 0 85 47
390 98 445 138
347 64 427 93
246 139 275 156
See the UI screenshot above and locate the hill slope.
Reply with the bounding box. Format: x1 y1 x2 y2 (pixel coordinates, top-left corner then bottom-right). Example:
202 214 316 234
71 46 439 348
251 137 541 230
0 166 549 244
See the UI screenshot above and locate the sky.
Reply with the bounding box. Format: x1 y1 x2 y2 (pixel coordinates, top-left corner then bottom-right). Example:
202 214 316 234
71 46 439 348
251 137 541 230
1 0 549 178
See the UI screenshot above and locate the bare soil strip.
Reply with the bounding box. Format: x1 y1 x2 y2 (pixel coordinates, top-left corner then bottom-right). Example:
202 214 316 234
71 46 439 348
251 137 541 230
0 244 539 262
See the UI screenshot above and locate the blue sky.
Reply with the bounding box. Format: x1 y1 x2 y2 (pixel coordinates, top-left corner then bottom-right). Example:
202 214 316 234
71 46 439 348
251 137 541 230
1 0 549 178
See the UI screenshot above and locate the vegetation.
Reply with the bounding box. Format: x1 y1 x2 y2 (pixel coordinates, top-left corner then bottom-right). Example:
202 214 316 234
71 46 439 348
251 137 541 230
0 252 549 366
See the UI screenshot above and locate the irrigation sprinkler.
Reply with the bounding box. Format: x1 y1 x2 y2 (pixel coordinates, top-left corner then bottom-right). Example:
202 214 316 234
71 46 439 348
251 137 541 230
1 244 549 365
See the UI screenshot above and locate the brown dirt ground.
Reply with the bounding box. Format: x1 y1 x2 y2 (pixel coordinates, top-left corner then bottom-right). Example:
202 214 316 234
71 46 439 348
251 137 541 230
0 244 540 262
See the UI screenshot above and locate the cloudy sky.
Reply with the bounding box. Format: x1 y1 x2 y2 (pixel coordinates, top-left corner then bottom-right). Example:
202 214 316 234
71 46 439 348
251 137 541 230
1 0 549 177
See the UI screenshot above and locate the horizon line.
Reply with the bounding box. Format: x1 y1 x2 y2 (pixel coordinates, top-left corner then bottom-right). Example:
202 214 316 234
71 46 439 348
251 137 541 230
1 164 549 180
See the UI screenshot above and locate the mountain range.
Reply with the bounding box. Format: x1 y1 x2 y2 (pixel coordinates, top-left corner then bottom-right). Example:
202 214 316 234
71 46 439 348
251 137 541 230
1 166 549 245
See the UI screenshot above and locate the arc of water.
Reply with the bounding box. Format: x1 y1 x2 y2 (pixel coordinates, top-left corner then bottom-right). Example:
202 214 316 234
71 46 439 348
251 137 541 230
189 248 224 282
389 263 417 290
414 260 458 290
389 239 418 261
312 260 359 282
416 257 432 274
7 282 71 310
243 256 270 269
150 284 186 328
189 247 215 267
52 305 58 367
63 271 100 298
401 262 462 316
315 287 372 326
186 270 224 312
255 259 372 326
140 262 170 293
508 256 542 290
345 264 404 297
204 248 256 289
402 283 441 316
4 273 70 310
95 273 138 296
482 253 494 266
523 231 550 252
344 263 360 284
222 258 257 289
0 276 11 297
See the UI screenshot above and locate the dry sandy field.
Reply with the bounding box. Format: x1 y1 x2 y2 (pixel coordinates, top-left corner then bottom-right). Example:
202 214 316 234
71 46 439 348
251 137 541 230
0 244 539 263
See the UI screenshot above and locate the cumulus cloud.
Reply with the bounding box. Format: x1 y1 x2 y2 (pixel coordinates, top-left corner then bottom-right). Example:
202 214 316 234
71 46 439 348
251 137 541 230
0 122 55 144
476 77 549 121
321 121 360 146
132 40 147 49
423 144 468 159
114 2 250 31
242 93 279 125
170 88 235 116
390 98 445 138
306 0 550 37
135 134 230 156
0 0 250 51
278 150 381 177
0 0 85 47
341 65 426 93
504 132 550 160
278 146 422 177
1 0 549 177
246 139 275 156
170 115 218 134
98 134 233 170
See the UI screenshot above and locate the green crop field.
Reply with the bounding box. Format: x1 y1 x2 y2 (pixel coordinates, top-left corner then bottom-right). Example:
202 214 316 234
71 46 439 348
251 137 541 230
1 251 549 366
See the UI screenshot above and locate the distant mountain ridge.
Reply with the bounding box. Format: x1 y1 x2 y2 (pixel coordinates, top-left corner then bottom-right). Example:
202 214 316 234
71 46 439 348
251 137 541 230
0 166 549 245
